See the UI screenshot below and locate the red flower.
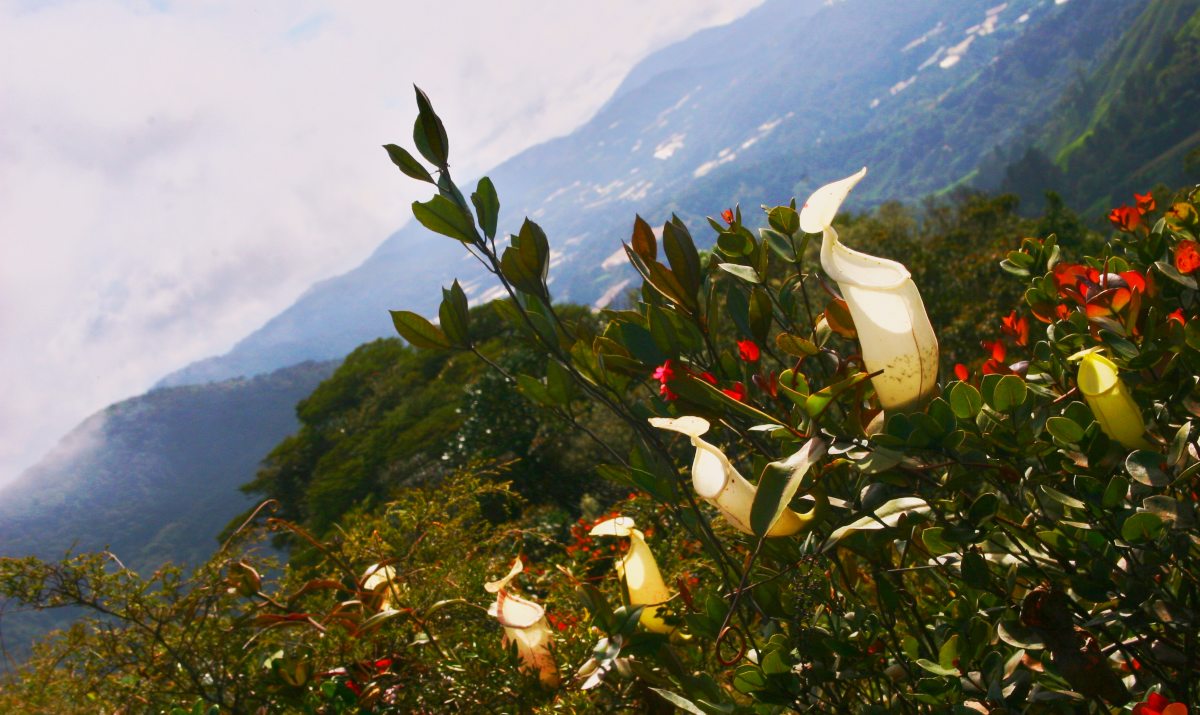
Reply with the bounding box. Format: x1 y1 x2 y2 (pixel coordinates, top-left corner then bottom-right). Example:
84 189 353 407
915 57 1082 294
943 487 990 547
1001 310 1029 346
954 363 969 382
1175 240 1200 274
1168 308 1186 325
721 209 735 225
722 382 747 402
981 340 1012 375
752 372 779 397
1109 205 1142 232
1121 270 1146 293
652 359 675 383
1135 192 1156 214
737 340 760 362
698 371 718 386
659 384 678 401
1132 692 1188 715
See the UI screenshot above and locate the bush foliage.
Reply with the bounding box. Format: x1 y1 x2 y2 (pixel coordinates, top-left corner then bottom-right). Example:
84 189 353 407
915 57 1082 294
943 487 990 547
3 89 1200 714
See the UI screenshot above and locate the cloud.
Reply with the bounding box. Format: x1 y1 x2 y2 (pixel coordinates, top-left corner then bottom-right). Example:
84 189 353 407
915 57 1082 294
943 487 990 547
0 0 763 485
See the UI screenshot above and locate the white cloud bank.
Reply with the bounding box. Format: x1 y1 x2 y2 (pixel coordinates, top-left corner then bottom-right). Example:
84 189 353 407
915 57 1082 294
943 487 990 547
0 0 762 485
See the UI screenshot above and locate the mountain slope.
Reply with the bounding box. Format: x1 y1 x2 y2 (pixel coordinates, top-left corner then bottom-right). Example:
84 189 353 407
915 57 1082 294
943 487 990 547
0 360 336 570
982 0 1200 213
158 0 1135 388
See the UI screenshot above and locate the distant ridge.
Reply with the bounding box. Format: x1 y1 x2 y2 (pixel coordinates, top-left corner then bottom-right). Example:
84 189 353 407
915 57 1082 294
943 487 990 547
158 0 1140 389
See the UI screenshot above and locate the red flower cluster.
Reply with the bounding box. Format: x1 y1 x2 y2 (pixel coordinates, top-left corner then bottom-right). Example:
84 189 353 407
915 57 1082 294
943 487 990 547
650 358 744 402
545 612 580 632
1132 692 1188 715
652 359 678 401
566 512 627 561
1108 191 1156 232
1109 205 1142 232
1001 310 1029 346
1033 263 1146 322
737 339 760 362
1175 239 1200 274
981 339 1013 376
721 382 747 402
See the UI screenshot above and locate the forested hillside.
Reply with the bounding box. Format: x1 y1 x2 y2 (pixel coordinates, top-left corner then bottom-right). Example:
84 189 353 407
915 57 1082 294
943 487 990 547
985 0 1200 213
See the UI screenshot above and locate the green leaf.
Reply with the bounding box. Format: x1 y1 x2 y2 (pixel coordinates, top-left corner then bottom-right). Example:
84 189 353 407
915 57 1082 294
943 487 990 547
760 228 795 261
768 205 799 235
949 382 982 420
961 551 989 589
663 219 701 298
438 280 470 348
776 333 818 358
991 375 1027 412
1155 260 1199 290
382 144 434 183
1040 484 1086 510
732 665 767 694
412 195 477 243
649 689 709 715
545 360 574 405
412 85 449 166
520 219 550 277
921 527 954 556
470 177 499 239
1102 475 1128 508
1121 512 1164 543
1046 416 1085 444
389 310 449 349
748 287 772 344
718 263 762 283
515 374 553 407
967 493 999 526
915 658 959 677
750 437 827 538
500 247 542 296
1126 450 1169 486
938 634 960 670
717 231 753 256
822 497 929 551
805 372 869 418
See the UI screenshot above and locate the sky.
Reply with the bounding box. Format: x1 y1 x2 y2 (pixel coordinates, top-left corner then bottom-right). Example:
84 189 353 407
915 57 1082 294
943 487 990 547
0 0 764 486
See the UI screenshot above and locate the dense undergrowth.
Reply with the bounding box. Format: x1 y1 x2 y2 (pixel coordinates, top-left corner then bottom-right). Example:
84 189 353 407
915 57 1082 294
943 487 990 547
3 88 1200 714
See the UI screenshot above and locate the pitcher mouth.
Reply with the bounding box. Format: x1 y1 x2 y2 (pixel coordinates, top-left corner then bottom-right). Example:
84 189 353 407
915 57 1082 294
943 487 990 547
822 228 911 290
489 589 545 630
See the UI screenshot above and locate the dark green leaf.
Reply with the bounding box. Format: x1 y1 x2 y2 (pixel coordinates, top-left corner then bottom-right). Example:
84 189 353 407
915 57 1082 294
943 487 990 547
961 552 989 589
991 375 1027 412
1046 416 1084 444
382 144 434 183
412 85 449 166
663 219 701 297
1121 512 1164 543
776 333 818 358
389 310 449 349
1126 450 1169 486
649 689 709 715
438 279 470 347
470 177 499 239
715 262 763 284
748 287 772 344
412 195 477 243
768 205 799 235
750 437 826 538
